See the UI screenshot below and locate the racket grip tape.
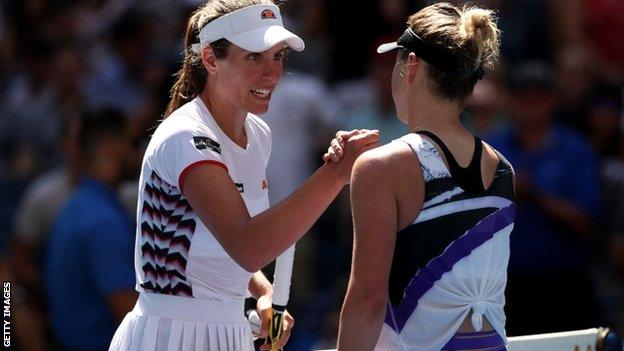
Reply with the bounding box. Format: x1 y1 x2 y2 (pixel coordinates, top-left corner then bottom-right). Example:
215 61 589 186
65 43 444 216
268 304 286 351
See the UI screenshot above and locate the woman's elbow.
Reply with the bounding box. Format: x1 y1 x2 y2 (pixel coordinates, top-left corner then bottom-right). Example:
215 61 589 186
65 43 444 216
346 290 387 315
230 251 266 273
218 236 265 272
362 295 387 314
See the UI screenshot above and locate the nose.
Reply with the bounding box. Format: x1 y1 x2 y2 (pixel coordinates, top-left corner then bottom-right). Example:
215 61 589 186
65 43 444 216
262 59 282 84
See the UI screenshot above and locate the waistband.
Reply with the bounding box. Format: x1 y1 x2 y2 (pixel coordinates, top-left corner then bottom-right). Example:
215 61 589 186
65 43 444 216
133 292 247 324
442 330 507 351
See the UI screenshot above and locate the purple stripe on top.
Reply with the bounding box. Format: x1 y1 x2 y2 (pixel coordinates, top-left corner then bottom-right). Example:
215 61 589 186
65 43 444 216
442 330 506 350
385 204 515 332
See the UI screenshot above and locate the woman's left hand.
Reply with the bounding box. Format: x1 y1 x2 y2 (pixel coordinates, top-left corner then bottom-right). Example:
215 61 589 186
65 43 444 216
256 295 295 350
323 129 379 163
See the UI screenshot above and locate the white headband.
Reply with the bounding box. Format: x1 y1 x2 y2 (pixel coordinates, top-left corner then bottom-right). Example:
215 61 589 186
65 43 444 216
191 4 305 53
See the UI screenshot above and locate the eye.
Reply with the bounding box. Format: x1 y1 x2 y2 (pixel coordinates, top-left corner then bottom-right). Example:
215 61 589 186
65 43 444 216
274 49 291 62
247 53 262 62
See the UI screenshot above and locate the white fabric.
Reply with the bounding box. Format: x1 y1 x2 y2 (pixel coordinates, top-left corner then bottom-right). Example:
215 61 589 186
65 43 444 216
374 133 512 351
113 97 271 350
399 133 448 181
318 328 604 351
375 225 512 351
272 244 295 306
191 4 304 53
136 96 271 298
377 42 400 54
376 28 418 54
264 73 337 203
109 293 254 351
415 196 513 224
506 328 601 351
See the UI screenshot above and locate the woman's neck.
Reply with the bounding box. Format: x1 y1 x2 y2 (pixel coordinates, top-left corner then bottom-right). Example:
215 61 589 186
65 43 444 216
200 88 248 148
407 92 463 133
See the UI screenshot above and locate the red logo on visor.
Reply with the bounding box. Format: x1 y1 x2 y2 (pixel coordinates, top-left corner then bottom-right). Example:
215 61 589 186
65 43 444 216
261 9 276 19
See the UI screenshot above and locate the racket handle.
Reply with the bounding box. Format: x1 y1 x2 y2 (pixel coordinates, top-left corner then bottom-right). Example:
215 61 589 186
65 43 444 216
268 304 286 351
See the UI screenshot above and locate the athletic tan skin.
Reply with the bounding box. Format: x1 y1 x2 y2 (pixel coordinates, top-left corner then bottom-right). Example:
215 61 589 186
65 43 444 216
166 2 379 348
326 4 504 350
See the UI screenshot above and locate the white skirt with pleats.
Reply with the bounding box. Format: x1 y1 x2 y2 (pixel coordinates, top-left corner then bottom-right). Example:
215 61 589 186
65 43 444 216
109 293 254 351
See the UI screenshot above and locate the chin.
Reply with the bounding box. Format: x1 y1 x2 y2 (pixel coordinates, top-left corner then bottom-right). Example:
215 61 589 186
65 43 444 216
249 107 269 115
248 103 270 115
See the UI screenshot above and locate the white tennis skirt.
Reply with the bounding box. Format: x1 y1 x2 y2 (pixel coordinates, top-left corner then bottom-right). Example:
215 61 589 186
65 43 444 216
109 292 254 351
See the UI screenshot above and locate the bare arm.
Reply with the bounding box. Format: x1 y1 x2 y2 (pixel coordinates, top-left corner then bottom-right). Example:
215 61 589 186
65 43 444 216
183 131 379 272
248 258 295 349
249 271 273 299
337 151 398 351
249 271 275 340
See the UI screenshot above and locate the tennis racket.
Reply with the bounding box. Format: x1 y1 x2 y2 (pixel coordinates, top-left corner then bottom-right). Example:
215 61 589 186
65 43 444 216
268 244 295 350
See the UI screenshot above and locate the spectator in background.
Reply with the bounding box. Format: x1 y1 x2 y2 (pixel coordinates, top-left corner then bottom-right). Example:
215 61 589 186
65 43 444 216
334 40 408 145
601 133 624 326
595 93 624 334
45 109 137 351
464 77 510 138
325 0 416 82
262 71 338 303
264 72 337 204
84 11 151 116
279 0 332 80
9 116 81 348
552 45 596 131
487 62 601 335
586 85 623 159
553 0 624 83
0 39 63 173
261 70 344 350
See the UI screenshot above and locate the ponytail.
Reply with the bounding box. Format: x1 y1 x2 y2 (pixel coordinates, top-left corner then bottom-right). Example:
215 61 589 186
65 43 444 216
164 12 206 117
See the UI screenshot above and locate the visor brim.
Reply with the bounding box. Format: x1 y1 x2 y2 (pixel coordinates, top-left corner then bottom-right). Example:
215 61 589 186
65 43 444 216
228 25 305 52
377 42 401 54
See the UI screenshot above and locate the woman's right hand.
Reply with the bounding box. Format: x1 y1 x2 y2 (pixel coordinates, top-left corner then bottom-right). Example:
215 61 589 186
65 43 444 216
324 129 380 184
323 129 380 163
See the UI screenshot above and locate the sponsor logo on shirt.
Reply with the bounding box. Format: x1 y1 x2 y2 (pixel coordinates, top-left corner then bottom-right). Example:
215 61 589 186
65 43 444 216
261 9 276 19
235 183 244 193
193 136 221 154
261 179 268 190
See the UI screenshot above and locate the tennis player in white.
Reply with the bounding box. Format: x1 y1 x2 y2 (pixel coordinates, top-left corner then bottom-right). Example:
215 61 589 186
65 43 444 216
108 1 378 350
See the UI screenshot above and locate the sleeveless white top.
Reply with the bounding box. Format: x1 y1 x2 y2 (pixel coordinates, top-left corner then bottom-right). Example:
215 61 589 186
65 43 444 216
376 133 515 351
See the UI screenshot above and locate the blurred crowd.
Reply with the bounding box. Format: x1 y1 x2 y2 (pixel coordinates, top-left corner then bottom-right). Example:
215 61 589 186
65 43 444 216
1 0 623 350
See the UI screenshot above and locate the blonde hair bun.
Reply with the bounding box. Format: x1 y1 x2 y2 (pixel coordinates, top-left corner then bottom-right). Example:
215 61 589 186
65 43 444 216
405 2 501 100
459 6 500 70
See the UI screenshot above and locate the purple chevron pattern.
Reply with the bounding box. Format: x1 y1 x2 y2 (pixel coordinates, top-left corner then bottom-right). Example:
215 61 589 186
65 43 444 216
139 171 196 297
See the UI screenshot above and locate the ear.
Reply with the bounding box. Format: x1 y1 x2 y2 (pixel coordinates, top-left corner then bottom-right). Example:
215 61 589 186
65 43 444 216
202 46 218 75
406 52 420 84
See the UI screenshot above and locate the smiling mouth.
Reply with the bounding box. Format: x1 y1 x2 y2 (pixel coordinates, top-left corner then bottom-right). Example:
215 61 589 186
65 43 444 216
251 88 271 99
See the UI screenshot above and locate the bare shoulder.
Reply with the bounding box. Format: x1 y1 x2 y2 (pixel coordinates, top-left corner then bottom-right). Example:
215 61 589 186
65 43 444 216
352 141 422 188
351 140 425 230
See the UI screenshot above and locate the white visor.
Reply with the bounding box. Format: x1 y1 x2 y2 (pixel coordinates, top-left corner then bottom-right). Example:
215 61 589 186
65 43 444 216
377 42 401 54
191 4 305 53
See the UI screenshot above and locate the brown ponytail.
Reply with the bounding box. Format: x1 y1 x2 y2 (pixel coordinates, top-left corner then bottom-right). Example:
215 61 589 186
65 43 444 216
164 12 207 117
